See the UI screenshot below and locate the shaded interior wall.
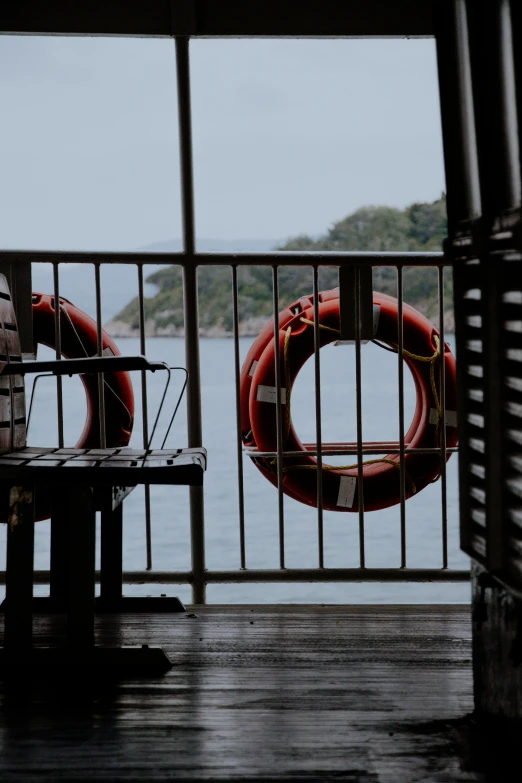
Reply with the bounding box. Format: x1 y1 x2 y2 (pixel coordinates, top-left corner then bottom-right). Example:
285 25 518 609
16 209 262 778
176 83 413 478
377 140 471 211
472 562 522 719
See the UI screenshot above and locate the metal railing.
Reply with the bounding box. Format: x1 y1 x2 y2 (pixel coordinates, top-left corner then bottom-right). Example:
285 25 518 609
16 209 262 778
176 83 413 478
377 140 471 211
0 38 470 602
0 248 470 602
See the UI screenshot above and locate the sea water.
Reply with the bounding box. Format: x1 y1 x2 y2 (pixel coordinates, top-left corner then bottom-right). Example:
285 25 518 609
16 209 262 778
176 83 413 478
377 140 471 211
2 335 471 605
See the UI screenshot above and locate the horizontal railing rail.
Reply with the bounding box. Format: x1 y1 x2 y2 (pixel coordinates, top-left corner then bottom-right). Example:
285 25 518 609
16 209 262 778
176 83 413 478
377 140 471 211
0 250 448 266
0 568 470 586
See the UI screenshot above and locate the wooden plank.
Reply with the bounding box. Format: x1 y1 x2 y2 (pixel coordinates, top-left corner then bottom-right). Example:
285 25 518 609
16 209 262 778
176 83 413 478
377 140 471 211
0 605 483 781
0 0 434 37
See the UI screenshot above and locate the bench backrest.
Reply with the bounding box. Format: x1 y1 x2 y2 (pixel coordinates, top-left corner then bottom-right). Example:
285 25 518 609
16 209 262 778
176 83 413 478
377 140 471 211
0 274 26 455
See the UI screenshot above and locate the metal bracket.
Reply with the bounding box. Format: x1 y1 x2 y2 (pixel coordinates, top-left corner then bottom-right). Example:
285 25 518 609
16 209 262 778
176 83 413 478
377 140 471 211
337 266 376 344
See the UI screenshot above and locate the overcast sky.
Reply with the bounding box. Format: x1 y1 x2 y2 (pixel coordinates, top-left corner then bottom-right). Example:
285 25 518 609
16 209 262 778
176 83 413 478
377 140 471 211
0 36 445 251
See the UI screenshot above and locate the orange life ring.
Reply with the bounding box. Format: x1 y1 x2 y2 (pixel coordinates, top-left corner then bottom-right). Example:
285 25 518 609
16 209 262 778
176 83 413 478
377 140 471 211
32 293 134 448
240 289 458 512
31 293 134 519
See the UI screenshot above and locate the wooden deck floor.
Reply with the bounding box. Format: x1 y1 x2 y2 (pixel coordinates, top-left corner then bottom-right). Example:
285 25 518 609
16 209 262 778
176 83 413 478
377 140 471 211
0 604 497 782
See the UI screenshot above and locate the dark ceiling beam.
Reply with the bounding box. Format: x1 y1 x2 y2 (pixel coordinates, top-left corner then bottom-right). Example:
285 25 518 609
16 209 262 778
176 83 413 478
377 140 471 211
0 1 434 38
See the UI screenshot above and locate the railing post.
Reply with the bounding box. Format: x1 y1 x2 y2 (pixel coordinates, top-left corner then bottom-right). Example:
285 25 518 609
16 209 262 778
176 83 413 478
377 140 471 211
176 36 206 604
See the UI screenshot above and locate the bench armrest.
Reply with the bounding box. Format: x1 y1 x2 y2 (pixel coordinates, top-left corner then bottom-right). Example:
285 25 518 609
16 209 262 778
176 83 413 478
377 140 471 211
0 355 169 376
18 356 187 452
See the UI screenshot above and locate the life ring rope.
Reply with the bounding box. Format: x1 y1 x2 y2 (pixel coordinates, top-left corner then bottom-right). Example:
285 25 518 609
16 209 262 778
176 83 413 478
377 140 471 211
59 301 90 357
274 316 444 492
57 300 134 425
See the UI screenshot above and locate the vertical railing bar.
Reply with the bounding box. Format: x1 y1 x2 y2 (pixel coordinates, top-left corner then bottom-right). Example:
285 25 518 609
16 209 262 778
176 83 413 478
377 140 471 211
52 262 64 448
231 265 246 569
312 265 324 568
176 36 206 604
272 265 285 570
354 267 365 568
94 262 106 449
438 265 448 568
138 263 153 571
397 266 407 568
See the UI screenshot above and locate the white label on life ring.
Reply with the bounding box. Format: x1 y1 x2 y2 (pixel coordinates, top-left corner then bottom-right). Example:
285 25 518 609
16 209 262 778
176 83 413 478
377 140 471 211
337 475 357 508
429 408 458 427
248 359 258 377
256 384 287 404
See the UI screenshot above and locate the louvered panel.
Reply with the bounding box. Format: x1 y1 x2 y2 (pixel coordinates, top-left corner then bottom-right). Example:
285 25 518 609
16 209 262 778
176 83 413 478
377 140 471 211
506 544 522 584
466 421 485 439
507 428 522 447
506 477 522 500
502 268 522 589
467 412 485 428
506 525 522 586
505 404 522 425
454 243 522 586
466 364 484 379
453 256 487 562
465 396 485 417
438 0 522 597
469 462 486 480
468 437 485 454
508 454 522 474
506 376 522 393
504 315 522 332
459 318 482 337
507 509 522 557
465 314 482 328
467 387 484 403
507 510 522 586
470 523 487 561
506 447 522 584
465 339 483 354
502 332 522 350
471 508 486 527
506 348 522 363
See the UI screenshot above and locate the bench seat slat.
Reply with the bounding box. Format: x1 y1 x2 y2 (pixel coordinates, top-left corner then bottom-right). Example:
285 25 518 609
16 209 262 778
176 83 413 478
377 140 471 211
0 447 206 487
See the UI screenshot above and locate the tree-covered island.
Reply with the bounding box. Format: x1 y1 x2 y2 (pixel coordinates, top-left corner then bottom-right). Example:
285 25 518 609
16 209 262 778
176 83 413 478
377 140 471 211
107 195 453 338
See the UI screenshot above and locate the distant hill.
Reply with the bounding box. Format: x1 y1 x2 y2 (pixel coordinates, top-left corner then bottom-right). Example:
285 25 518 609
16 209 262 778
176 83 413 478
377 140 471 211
141 238 282 254
29 238 281 326
107 197 453 338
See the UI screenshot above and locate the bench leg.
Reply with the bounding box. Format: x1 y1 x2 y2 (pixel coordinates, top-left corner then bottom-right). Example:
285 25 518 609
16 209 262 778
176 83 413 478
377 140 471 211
66 486 95 648
1 484 172 674
97 498 185 614
100 503 123 607
4 485 35 650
